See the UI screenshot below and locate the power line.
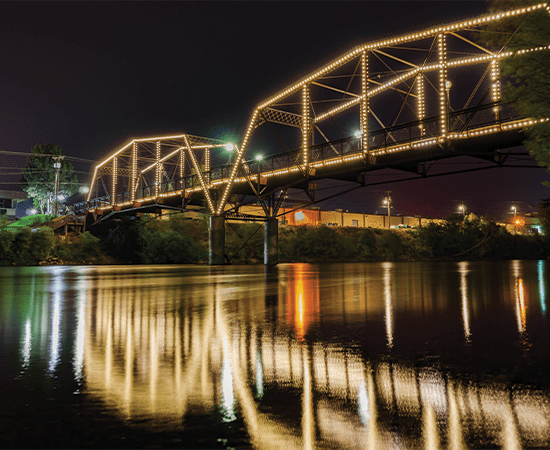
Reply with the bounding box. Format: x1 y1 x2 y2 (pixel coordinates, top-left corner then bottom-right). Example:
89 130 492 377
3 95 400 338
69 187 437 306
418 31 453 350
0 150 95 164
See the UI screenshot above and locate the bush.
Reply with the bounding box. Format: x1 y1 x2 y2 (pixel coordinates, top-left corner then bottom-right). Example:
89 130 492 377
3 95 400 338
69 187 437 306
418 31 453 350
141 228 207 263
53 232 103 264
5 227 55 265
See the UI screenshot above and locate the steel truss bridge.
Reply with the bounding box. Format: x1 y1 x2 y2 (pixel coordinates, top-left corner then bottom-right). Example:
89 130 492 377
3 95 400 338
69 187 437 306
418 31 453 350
75 3 550 264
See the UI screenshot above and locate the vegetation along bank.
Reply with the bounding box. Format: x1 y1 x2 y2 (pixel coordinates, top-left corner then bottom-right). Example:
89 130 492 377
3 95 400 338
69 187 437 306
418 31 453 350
1 209 549 266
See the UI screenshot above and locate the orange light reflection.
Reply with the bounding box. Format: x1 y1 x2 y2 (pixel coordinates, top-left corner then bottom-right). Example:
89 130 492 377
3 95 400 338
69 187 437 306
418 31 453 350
286 264 320 341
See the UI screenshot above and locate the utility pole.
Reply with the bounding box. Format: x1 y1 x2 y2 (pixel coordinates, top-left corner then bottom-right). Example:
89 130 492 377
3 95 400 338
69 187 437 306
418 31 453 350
511 204 518 234
383 191 392 228
52 157 64 217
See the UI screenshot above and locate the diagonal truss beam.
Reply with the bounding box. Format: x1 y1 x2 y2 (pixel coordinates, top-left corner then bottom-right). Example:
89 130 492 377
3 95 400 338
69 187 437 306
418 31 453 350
449 31 493 55
372 49 419 68
183 135 216 214
311 81 361 98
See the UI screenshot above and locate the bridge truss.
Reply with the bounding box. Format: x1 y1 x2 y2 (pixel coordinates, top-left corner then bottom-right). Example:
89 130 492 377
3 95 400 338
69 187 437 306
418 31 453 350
77 3 550 262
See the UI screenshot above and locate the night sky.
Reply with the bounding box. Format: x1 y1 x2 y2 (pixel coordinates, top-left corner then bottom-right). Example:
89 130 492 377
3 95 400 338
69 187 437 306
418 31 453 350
1 1 548 219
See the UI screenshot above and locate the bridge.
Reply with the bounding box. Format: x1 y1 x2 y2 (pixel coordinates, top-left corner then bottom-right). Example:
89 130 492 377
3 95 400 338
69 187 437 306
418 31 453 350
74 3 550 265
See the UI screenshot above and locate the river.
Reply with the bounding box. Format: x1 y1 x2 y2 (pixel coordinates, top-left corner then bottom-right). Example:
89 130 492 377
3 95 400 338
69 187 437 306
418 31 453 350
0 261 549 449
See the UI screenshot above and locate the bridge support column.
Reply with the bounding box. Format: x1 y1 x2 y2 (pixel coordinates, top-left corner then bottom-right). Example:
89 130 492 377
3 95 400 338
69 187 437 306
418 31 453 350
264 218 278 266
209 215 225 265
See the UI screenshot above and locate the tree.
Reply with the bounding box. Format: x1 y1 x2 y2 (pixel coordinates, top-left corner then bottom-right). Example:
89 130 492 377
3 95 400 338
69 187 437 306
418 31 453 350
483 1 550 183
538 198 550 234
20 144 78 214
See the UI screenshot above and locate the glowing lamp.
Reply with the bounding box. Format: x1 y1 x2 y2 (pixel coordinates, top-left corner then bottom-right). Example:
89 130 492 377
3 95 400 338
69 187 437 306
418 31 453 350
225 143 235 152
255 154 263 161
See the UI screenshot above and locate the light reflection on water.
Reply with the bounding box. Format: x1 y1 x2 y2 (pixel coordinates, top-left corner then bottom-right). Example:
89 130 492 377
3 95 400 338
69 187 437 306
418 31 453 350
1 261 550 449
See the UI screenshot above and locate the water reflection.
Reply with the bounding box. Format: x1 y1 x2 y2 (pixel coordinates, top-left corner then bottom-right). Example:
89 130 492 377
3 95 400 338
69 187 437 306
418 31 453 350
539 260 546 315
285 264 319 341
383 262 394 349
458 261 471 342
1 261 550 449
516 278 526 334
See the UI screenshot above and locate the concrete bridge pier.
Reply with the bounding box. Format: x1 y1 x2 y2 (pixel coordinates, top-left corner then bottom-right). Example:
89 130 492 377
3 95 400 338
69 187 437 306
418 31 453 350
264 218 278 266
209 215 225 265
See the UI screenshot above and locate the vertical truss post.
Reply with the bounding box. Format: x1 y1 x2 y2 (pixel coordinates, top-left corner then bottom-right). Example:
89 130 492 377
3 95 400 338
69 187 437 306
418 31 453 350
205 147 210 173
438 34 448 137
179 146 185 191
155 141 161 198
131 142 137 202
111 157 117 206
417 73 425 135
491 60 500 121
361 50 369 155
302 85 310 169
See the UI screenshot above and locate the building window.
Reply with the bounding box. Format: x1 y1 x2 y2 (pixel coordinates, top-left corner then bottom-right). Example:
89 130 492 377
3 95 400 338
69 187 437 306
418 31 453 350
352 220 358 227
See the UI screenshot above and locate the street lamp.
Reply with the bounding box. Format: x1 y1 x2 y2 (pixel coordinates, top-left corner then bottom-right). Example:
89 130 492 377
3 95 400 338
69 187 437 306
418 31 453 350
255 154 263 190
225 143 235 164
512 205 518 234
52 158 63 217
383 191 392 228
458 204 465 216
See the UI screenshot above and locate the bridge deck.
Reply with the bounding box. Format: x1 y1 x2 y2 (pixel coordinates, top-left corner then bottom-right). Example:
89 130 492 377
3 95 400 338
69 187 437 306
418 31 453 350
75 106 532 219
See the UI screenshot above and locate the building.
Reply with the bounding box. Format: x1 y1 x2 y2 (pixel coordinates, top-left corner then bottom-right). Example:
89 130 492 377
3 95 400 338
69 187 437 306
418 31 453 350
237 204 443 229
0 190 28 221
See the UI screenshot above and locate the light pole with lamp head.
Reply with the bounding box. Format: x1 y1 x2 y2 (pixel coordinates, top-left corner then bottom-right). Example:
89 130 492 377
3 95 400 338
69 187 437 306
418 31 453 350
511 205 518 234
255 154 263 192
52 157 63 217
383 191 392 228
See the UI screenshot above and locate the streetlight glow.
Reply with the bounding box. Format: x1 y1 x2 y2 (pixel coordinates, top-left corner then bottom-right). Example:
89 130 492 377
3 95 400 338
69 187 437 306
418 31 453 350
255 154 263 161
225 143 235 152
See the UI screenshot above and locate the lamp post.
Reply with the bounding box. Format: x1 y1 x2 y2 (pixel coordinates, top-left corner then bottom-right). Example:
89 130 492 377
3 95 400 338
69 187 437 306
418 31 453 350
458 204 465 216
512 205 517 234
225 143 235 165
53 158 62 216
255 154 263 192
383 191 392 228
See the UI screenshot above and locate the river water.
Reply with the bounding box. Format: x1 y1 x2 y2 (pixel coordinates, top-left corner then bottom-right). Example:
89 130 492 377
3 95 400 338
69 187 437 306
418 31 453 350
1 261 549 449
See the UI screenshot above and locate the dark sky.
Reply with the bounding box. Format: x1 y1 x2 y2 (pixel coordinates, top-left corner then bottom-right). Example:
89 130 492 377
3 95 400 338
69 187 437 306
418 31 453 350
1 1 548 219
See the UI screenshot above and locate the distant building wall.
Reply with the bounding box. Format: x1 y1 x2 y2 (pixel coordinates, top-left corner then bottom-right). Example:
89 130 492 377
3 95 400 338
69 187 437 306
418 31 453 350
222 204 447 230
0 190 28 220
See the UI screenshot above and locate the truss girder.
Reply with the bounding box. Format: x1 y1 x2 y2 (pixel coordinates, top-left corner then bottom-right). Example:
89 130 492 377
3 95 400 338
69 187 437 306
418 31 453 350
82 4 550 219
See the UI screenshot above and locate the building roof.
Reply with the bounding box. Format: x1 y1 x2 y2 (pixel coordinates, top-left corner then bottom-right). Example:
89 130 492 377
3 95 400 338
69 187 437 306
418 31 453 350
0 190 28 200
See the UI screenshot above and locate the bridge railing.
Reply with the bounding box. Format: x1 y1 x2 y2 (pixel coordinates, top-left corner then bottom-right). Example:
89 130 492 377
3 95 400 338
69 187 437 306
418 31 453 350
76 102 520 214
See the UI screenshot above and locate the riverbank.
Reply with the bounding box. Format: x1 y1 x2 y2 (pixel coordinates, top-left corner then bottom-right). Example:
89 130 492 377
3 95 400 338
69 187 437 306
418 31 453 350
2 213 548 265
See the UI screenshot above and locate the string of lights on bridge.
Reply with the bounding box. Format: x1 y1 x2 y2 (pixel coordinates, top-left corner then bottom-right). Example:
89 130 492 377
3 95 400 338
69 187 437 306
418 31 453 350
83 3 550 218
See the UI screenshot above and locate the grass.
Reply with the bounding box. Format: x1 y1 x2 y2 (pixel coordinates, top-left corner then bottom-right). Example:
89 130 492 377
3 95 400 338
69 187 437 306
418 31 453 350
6 214 53 229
